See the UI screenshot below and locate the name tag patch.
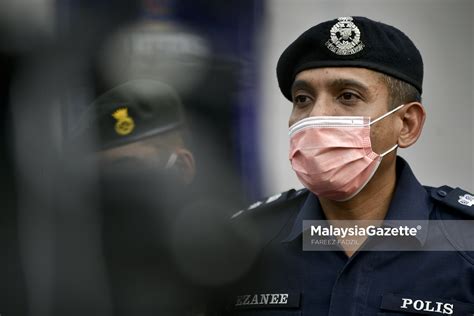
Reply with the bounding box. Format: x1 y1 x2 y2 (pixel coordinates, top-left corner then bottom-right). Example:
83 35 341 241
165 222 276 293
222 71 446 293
381 293 474 315
234 292 300 309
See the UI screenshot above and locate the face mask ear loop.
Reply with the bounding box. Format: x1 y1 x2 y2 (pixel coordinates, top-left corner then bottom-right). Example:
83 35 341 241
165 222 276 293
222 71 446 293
380 144 399 157
164 152 178 170
369 104 405 126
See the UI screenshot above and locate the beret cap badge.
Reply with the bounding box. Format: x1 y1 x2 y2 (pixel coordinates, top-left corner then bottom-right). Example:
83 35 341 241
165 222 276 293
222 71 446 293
112 107 135 136
325 16 364 55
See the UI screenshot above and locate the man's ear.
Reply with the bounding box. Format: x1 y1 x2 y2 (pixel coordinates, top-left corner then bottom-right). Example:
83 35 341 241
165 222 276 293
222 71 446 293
173 147 196 185
398 102 426 148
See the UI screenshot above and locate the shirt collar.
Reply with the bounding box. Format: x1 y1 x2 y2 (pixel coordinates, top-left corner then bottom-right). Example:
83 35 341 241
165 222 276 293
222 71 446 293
280 190 324 242
281 156 431 245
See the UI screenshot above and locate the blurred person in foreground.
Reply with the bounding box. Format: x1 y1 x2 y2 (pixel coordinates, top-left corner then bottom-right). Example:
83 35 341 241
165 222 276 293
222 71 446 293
212 16 474 315
71 79 199 315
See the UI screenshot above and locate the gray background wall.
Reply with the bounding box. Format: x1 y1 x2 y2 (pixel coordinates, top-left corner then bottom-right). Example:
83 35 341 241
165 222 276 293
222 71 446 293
258 0 473 195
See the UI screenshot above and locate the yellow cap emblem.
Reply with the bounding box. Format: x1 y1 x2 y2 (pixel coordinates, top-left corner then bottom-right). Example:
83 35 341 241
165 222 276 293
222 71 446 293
112 107 135 136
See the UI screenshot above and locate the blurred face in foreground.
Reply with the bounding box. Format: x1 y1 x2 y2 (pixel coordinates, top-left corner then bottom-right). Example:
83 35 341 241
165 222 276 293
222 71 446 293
98 131 195 185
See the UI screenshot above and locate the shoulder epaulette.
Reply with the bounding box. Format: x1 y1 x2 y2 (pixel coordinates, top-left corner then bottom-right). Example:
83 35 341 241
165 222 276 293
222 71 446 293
429 185 474 217
230 188 307 220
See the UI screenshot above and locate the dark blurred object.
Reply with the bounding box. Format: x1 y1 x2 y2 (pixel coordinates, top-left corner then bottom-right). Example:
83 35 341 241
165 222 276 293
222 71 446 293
2 1 141 314
2 0 266 315
0 53 29 315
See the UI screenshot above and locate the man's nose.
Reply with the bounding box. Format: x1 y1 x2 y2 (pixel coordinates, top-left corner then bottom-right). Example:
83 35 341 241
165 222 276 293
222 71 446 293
308 96 336 117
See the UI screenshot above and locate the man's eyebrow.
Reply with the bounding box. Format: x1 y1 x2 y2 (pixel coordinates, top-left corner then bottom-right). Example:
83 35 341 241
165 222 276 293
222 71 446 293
291 80 314 95
291 78 371 96
329 78 369 94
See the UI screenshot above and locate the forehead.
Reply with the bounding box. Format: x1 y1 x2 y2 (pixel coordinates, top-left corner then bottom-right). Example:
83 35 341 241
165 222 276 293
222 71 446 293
293 67 386 90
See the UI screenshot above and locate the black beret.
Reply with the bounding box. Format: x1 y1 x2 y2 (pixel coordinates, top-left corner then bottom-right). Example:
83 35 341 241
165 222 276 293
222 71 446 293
277 16 423 101
73 80 185 150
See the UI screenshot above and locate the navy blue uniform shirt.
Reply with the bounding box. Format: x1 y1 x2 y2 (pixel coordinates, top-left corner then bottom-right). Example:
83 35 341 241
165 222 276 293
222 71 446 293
218 157 474 316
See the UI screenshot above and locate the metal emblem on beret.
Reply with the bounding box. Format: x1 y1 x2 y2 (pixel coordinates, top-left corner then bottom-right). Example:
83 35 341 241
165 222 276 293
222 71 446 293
112 107 135 136
325 16 364 56
458 194 474 207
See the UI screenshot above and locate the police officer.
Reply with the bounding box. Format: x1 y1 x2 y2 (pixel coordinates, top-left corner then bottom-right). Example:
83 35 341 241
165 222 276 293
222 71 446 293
74 79 195 183
62 79 199 315
218 16 474 315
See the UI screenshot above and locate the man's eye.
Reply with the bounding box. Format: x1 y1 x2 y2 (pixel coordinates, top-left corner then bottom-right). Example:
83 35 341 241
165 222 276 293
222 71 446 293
293 95 311 105
338 92 361 103
342 92 354 100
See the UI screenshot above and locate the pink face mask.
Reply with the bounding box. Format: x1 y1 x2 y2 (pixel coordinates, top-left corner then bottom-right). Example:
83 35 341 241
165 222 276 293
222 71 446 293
289 104 404 201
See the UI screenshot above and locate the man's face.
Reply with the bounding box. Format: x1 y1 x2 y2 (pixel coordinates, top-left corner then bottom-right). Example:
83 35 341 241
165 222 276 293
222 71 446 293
98 140 174 170
96 133 196 185
289 67 400 155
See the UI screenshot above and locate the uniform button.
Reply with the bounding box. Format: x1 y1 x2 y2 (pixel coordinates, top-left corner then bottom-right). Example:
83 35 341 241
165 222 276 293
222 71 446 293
437 190 447 197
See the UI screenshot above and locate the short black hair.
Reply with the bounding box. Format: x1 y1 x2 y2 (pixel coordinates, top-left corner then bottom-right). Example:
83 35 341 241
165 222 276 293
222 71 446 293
379 73 421 109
